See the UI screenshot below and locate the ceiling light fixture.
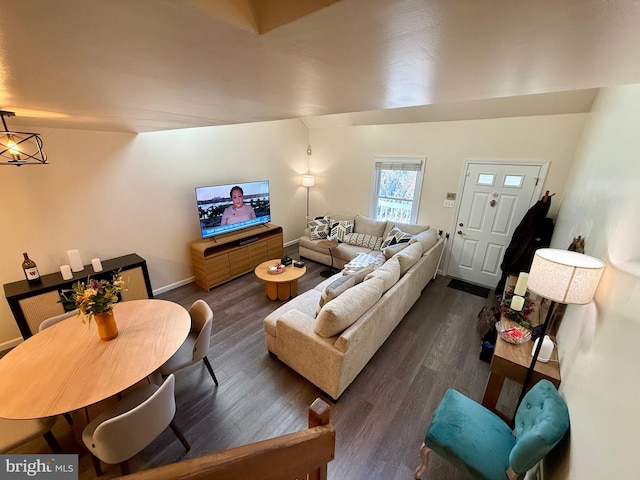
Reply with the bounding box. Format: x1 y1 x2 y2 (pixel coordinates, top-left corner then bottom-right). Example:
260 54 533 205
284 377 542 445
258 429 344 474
0 110 48 166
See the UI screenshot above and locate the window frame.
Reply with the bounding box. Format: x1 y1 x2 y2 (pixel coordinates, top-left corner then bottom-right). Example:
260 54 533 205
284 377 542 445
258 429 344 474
370 156 425 224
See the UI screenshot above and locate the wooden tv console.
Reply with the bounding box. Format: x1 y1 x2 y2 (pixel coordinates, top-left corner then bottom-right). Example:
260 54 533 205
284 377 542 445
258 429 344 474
190 223 284 291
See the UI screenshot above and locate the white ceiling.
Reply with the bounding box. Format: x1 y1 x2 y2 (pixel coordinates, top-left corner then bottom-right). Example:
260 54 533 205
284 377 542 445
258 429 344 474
1 0 640 133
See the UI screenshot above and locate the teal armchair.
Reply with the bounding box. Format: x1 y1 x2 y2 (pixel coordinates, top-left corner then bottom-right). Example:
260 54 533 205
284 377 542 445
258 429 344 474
415 379 569 480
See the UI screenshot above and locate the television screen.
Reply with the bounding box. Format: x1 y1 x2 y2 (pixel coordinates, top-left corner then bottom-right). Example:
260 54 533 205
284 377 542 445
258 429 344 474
195 180 271 239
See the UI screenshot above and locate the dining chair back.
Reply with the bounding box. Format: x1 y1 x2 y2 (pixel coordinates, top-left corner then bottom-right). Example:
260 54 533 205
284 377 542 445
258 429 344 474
0 416 62 453
82 374 189 476
39 309 78 332
158 299 218 386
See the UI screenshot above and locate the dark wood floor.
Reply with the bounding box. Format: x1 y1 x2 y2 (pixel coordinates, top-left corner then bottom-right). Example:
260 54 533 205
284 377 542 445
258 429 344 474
16 245 521 479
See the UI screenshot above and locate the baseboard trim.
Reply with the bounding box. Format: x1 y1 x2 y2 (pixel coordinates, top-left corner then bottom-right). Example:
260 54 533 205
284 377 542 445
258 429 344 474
1 337 23 354
153 276 195 296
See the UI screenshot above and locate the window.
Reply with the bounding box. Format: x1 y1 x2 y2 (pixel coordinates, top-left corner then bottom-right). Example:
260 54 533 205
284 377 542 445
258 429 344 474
370 157 424 223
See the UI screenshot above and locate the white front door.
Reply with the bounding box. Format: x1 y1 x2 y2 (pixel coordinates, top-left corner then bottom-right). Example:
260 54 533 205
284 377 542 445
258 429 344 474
447 162 545 288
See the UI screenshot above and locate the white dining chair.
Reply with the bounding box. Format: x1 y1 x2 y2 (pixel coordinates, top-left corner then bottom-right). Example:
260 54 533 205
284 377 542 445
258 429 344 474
39 309 78 332
158 299 218 386
82 374 189 476
0 416 62 453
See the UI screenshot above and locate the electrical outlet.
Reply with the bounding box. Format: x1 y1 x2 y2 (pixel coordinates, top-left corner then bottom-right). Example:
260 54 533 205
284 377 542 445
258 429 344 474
443 199 455 208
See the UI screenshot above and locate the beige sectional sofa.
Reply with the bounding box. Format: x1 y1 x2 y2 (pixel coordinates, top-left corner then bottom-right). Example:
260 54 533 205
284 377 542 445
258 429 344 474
264 215 444 400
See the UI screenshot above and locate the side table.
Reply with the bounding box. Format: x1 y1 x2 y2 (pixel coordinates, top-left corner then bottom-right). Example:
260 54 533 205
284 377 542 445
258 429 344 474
317 239 339 278
481 318 561 422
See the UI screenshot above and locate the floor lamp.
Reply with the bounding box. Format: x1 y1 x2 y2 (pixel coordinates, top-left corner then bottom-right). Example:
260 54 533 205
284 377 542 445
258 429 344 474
517 248 605 406
302 174 314 216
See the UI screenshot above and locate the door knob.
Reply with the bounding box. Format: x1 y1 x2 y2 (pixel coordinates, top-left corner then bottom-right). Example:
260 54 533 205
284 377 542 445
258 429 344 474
457 230 464 235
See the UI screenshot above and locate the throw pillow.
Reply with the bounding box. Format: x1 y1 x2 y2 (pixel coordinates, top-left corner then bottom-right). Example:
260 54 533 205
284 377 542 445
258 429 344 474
343 252 378 271
315 274 357 317
308 216 330 240
381 225 414 249
343 263 375 284
328 219 354 243
344 232 384 250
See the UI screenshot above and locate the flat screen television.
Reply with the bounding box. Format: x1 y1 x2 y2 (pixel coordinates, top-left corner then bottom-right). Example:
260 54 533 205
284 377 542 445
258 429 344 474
195 180 271 239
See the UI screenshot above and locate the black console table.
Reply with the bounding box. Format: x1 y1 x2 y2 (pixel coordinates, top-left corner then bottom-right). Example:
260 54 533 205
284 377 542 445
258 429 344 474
3 253 153 339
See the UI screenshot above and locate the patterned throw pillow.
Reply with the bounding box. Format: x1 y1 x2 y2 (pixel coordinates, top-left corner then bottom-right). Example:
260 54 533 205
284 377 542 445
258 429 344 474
381 225 414 249
343 253 378 271
328 220 354 242
308 216 330 240
344 232 384 250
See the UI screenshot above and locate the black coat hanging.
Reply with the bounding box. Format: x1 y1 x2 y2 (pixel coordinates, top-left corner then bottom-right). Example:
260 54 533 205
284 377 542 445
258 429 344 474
496 192 554 295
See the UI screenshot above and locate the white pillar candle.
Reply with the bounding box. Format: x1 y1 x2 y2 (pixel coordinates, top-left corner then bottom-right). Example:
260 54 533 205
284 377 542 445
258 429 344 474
510 295 525 311
514 272 529 296
91 258 103 272
60 265 73 280
67 249 84 272
532 335 554 362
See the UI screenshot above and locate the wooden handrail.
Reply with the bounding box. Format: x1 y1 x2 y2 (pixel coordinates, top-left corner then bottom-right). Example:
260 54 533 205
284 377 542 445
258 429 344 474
116 398 335 480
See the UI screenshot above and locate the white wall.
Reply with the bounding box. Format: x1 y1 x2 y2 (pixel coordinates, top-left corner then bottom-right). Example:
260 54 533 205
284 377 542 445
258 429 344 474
0 119 308 345
546 85 640 478
309 113 587 245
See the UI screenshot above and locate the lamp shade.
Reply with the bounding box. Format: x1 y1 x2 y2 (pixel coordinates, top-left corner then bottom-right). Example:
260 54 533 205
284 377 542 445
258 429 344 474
527 248 605 305
302 175 315 187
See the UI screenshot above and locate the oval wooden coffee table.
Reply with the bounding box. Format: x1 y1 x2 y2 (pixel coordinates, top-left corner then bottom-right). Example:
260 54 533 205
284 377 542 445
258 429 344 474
255 259 306 300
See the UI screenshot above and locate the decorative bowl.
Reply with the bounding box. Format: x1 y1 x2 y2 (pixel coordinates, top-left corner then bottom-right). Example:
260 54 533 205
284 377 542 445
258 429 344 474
495 321 531 344
267 264 286 275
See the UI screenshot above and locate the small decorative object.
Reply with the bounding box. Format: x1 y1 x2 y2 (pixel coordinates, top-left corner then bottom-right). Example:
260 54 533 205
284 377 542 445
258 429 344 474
500 288 535 330
60 264 73 280
514 272 529 296
531 335 554 362
67 249 84 272
268 263 286 275
21 252 41 285
496 321 532 345
61 270 126 341
510 295 525 311
91 258 103 272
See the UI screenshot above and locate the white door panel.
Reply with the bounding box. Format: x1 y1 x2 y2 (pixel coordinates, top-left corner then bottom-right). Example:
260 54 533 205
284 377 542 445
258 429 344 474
448 162 543 287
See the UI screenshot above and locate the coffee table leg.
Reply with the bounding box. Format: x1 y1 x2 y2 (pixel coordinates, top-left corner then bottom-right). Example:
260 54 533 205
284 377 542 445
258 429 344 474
265 281 278 300
277 282 292 301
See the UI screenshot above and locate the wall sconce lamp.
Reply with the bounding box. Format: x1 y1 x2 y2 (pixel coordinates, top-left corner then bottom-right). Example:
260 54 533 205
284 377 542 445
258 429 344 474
0 110 48 166
302 174 315 216
517 248 605 406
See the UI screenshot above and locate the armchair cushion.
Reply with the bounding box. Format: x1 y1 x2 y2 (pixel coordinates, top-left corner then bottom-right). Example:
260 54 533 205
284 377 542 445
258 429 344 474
425 389 515 480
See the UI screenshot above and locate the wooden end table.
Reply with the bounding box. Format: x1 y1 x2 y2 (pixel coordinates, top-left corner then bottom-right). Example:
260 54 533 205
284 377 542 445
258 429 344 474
255 260 306 301
317 239 339 278
481 317 561 422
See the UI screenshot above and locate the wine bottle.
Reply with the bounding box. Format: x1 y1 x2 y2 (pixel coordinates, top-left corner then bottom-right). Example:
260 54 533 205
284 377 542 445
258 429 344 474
22 252 41 285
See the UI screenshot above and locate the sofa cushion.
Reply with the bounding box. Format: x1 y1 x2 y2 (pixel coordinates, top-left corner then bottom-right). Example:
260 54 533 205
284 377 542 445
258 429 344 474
328 219 354 243
396 242 424 276
344 232 383 250
314 277 385 338
381 225 414 249
308 216 331 240
364 256 401 293
354 215 387 237
409 229 439 252
316 274 357 317
383 242 410 259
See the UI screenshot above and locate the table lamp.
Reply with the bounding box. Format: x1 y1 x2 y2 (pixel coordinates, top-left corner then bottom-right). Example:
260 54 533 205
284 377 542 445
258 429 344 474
517 248 605 406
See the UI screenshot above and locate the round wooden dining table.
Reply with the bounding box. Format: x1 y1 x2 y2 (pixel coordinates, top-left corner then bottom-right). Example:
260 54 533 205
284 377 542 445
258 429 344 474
0 299 190 420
